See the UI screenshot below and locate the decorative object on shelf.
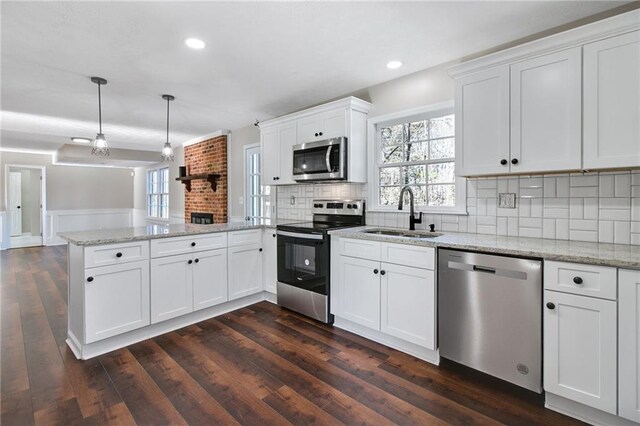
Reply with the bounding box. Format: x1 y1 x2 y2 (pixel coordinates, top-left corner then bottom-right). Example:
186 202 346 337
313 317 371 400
176 173 221 192
178 166 187 177
161 94 175 161
90 77 109 156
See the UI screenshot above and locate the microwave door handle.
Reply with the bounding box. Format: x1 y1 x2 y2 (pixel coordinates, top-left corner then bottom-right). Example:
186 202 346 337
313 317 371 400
326 146 333 172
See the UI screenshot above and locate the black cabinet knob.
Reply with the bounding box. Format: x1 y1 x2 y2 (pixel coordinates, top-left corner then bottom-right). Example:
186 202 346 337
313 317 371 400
319 132 323 136
194 258 199 263
87 277 94 282
500 159 508 165
272 233 276 238
315 133 319 137
191 242 196 247
273 177 276 180
188 259 193 264
17 206 21 209
546 302 555 310
373 269 379 274
511 158 519 165
380 270 386 276
116 252 123 258
573 276 583 285
259 248 263 252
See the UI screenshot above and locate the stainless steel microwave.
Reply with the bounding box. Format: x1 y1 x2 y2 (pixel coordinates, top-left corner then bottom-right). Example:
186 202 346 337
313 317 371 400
292 137 347 182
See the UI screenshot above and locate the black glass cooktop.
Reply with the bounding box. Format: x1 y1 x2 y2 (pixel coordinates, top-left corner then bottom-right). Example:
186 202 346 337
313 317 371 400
277 221 360 233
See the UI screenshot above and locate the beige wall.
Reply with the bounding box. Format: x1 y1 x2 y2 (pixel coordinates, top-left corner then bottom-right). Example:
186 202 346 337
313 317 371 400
0 151 134 211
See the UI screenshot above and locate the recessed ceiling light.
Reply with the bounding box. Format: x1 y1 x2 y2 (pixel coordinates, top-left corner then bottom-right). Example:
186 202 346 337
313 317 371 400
184 38 206 50
71 137 91 144
386 60 403 69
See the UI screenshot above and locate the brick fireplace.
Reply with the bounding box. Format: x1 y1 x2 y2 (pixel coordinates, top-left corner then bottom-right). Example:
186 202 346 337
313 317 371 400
184 134 228 224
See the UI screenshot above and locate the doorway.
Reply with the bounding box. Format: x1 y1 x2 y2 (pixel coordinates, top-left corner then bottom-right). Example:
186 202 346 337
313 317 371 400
6 165 46 248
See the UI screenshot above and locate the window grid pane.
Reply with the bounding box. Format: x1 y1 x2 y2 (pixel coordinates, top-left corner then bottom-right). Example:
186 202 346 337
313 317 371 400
147 167 170 219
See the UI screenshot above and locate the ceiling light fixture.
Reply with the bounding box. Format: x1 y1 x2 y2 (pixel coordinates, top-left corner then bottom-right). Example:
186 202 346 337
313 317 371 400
161 94 175 161
386 60 403 69
184 38 206 49
71 137 91 144
90 76 109 156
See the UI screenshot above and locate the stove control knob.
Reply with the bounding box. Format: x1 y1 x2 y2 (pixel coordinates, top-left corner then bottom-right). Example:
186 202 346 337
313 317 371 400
346 204 352 209
318 204 323 208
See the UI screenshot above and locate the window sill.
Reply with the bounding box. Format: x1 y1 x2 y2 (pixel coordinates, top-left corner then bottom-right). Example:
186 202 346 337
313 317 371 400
146 217 170 224
367 208 468 216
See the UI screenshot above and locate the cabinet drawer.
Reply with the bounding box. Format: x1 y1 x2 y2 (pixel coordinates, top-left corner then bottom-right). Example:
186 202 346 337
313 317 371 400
84 241 149 269
339 238 381 260
544 261 616 300
228 229 262 247
381 243 435 270
150 233 227 258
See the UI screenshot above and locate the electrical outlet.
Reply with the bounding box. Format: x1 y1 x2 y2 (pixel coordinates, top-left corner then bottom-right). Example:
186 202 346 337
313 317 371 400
290 195 296 205
498 193 516 209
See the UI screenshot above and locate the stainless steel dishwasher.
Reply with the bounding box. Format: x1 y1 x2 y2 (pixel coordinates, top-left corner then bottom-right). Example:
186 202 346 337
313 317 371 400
438 249 542 393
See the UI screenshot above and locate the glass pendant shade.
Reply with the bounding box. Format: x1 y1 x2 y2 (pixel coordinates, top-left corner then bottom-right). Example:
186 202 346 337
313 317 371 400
161 94 175 162
90 77 109 156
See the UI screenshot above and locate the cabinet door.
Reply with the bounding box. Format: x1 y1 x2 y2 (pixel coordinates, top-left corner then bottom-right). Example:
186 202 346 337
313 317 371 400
192 249 227 311
297 115 322 143
510 48 582 173
85 260 150 343
319 108 347 139
228 244 263 300
150 253 193 324
277 123 297 185
584 31 640 169
543 291 616 414
620 269 640 422
262 230 278 294
455 66 510 176
337 255 380 330
381 263 435 349
261 127 280 184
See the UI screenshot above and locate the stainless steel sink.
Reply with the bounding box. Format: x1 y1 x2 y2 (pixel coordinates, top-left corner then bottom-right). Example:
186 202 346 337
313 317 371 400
362 229 443 239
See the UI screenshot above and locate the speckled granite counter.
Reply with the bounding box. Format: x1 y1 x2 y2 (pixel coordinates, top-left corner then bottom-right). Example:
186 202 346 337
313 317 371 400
58 219 299 246
330 227 640 270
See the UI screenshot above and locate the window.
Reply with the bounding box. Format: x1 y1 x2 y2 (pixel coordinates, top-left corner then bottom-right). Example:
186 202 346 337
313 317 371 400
147 167 169 220
369 103 465 213
245 145 271 220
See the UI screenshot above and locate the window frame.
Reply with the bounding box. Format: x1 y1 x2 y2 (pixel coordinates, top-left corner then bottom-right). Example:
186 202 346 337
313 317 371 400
244 143 270 220
367 101 467 215
146 166 170 222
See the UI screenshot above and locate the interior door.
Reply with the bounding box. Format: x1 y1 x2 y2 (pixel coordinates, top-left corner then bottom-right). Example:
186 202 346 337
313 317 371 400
9 172 22 236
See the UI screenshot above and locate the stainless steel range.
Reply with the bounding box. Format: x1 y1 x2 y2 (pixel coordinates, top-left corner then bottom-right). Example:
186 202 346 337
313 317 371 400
276 199 365 323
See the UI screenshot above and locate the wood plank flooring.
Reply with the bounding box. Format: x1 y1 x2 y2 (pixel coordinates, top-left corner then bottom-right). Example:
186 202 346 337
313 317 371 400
1 246 584 425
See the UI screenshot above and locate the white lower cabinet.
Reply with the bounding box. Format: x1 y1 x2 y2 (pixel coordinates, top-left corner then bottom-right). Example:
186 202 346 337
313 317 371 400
193 249 228 311
337 256 381 330
262 229 277 294
151 253 193 323
228 243 263 301
381 263 435 350
543 290 617 414
85 260 150 343
619 269 640 423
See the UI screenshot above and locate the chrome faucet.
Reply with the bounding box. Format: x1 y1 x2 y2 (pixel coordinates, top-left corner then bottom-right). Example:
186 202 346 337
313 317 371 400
398 185 423 231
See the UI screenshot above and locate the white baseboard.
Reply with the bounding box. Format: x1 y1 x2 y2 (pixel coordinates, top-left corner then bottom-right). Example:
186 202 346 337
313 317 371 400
46 209 133 246
0 211 5 250
545 393 637 426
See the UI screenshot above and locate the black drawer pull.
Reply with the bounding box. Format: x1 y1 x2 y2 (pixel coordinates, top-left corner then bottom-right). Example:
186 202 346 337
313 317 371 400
573 276 583 285
87 277 94 282
116 252 123 258
546 302 555 310
259 248 263 252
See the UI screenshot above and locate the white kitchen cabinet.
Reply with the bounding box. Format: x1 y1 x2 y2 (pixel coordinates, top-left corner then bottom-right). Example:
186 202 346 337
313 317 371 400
337 255 381 330
84 260 150 343
543 290 617 414
510 48 582 174
297 108 347 143
192 249 228 311
455 66 511 176
583 30 640 169
261 122 297 185
619 269 640 423
262 229 278 294
228 243 264 300
381 262 435 350
151 253 193 324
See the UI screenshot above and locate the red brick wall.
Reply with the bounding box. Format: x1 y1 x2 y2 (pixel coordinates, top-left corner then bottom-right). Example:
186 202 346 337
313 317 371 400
184 135 227 224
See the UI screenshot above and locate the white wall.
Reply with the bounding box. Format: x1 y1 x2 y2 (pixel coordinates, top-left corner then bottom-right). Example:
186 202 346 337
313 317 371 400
228 126 260 221
13 167 41 234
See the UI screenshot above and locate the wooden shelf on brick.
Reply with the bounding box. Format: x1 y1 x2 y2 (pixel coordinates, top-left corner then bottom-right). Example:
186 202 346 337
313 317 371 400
176 173 222 192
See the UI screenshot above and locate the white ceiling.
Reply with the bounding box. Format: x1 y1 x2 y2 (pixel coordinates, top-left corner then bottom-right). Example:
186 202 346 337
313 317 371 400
0 1 630 152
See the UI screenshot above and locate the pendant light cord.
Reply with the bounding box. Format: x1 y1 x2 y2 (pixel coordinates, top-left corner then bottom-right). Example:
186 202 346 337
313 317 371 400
166 97 170 143
97 82 102 134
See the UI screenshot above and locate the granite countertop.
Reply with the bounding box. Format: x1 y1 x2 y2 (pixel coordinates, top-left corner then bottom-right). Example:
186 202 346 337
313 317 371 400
58 219 300 246
330 227 640 270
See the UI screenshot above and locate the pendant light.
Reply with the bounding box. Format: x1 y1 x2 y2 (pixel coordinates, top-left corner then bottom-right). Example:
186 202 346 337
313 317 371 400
90 77 109 156
161 94 175 161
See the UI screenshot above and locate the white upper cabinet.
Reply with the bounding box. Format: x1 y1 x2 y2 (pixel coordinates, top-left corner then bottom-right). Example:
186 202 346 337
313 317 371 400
297 108 347 143
455 66 510 176
583 30 640 169
510 48 582 174
261 122 297 185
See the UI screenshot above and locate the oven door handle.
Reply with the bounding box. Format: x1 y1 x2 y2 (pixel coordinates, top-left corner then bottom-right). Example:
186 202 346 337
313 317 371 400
277 230 325 240
326 145 333 172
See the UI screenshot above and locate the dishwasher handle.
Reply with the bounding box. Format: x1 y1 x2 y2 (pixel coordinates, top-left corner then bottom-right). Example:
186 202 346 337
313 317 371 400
446 259 529 281
473 265 496 274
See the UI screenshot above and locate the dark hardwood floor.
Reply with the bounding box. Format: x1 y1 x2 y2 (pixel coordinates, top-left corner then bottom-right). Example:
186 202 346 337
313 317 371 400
1 245 584 425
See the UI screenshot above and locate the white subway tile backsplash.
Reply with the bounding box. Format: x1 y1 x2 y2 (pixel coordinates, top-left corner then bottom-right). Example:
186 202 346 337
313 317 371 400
598 221 614 243
507 217 519 236
615 173 631 197
556 219 569 240
570 230 598 242
571 219 598 231
615 221 631 244
543 218 555 239
570 186 599 198
531 199 543 218
598 175 615 198
584 198 599 220
570 174 599 187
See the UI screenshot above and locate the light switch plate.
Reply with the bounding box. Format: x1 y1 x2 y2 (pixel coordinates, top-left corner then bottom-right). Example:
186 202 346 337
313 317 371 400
498 193 517 209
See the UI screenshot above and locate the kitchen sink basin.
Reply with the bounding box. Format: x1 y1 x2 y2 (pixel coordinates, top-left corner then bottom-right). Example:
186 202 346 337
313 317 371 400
362 229 443 239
